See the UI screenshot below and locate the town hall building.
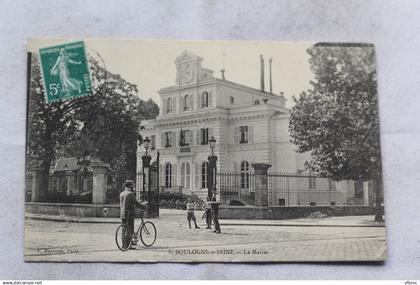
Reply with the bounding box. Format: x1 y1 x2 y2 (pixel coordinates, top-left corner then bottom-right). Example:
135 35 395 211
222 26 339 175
137 50 312 200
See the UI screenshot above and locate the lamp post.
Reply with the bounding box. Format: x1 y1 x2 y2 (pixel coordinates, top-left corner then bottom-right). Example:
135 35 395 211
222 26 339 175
209 136 216 156
142 137 152 202
143 136 151 156
207 136 217 198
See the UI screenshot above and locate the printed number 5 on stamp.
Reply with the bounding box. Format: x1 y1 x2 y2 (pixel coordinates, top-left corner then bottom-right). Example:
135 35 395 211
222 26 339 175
39 41 92 103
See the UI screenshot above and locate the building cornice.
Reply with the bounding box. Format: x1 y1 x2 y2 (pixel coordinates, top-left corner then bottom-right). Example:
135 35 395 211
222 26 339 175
159 79 216 94
158 78 286 103
141 109 289 129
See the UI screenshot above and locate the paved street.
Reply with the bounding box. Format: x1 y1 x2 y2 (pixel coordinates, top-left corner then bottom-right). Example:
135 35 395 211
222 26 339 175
24 210 386 262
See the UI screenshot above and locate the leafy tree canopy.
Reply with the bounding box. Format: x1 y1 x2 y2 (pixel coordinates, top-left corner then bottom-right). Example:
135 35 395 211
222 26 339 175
289 44 381 181
27 53 159 185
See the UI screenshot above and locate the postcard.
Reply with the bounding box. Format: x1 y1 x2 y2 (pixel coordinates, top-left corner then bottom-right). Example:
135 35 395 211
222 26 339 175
24 39 386 262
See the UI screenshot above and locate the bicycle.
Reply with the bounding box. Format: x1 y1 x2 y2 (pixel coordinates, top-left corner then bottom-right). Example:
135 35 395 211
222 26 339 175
115 209 157 251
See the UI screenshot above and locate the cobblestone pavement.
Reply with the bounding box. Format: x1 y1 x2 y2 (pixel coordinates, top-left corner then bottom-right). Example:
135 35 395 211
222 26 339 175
24 211 386 262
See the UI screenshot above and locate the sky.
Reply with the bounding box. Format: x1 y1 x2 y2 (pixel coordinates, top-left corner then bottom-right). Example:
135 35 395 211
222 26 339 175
28 39 314 108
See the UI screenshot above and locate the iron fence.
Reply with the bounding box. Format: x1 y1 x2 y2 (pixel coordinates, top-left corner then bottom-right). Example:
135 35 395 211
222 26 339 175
268 172 343 206
218 171 255 206
217 171 344 206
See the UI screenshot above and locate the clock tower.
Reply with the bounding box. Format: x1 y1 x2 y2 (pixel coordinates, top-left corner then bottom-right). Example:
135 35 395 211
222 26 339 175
175 50 203 86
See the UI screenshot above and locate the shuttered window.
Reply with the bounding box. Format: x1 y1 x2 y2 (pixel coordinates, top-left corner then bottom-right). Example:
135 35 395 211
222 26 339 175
180 130 191 146
239 126 248 144
183 95 191 111
200 128 209 145
166 98 173 113
181 162 191 190
234 125 253 144
165 163 172 188
164 132 173 148
201 162 208 189
202 91 209 108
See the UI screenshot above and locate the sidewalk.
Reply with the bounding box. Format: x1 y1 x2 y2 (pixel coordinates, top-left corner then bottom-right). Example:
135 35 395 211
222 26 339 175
25 208 385 227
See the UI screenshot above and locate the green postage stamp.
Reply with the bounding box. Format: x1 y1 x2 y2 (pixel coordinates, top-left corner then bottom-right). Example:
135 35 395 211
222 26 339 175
39 41 92 103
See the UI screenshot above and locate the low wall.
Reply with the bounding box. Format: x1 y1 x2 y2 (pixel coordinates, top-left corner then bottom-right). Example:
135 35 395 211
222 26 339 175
26 202 382 220
219 206 271 219
25 202 120 218
220 205 382 220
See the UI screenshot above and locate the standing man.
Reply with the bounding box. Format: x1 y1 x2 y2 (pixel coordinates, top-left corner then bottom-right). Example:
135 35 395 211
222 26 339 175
203 196 212 229
210 190 221 234
119 179 145 249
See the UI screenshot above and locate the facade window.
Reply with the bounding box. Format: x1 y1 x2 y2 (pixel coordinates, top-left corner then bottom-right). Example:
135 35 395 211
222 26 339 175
230 96 234 104
165 132 172 148
239 126 248 144
254 99 260 105
201 162 208 189
202 91 209 108
183 95 190 111
240 161 250 189
166 98 173 113
150 135 156 150
201 128 209 145
181 162 191 190
165 163 172 188
180 130 190 146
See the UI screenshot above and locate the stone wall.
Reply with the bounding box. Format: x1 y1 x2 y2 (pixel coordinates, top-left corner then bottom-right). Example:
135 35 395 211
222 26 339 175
25 202 120 218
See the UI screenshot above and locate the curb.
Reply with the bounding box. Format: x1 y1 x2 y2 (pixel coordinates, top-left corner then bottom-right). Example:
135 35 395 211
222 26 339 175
220 222 385 228
25 215 385 227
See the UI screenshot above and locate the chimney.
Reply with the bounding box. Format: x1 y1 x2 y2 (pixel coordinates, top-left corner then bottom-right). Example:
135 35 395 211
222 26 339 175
260 55 265 92
220 69 225 80
269 58 273 94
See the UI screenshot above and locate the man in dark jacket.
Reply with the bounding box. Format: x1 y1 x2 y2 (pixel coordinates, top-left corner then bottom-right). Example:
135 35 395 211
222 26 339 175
210 190 221 234
119 180 145 248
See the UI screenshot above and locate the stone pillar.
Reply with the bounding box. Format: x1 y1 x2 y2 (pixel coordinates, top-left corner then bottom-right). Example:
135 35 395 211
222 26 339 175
30 168 46 202
208 155 218 197
252 163 271 207
91 162 109 204
362 182 368 206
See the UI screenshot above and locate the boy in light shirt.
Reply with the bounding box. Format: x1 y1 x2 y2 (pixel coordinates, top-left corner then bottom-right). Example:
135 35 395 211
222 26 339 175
186 198 200 229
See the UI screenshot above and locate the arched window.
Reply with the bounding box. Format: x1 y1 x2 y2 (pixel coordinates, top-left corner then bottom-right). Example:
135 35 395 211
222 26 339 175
165 163 172 188
240 161 250 189
202 91 209 108
183 94 190 111
201 162 208 189
166 98 172 113
181 162 191 190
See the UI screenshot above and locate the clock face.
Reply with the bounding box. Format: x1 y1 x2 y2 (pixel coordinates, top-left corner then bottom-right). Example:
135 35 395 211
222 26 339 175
182 64 194 83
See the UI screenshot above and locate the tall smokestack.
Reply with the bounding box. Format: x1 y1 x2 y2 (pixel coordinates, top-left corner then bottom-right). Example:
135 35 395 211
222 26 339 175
260 55 265 92
269 57 273 94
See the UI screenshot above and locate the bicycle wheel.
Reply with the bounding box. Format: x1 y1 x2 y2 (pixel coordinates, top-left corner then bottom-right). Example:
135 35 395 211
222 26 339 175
140 221 157 247
115 224 132 251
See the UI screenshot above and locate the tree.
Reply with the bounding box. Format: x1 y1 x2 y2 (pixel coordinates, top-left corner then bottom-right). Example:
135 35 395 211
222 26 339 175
27 53 92 193
289 43 381 181
27 53 159 199
63 58 159 191
289 43 383 220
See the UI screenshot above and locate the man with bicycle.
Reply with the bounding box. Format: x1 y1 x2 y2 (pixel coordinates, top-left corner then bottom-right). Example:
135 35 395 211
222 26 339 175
119 179 147 249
